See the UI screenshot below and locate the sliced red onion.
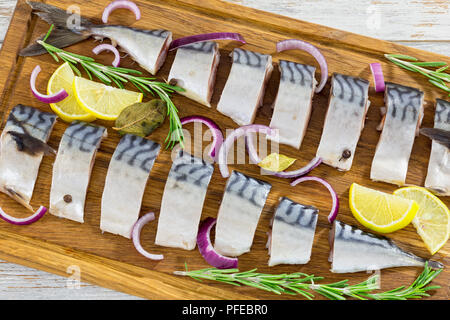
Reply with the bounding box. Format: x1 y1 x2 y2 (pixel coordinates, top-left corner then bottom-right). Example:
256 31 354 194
180 116 223 160
370 63 385 92
276 39 328 93
30 65 68 104
92 44 121 67
197 217 238 269
218 124 276 178
245 134 322 178
169 33 246 51
0 206 47 225
102 0 141 24
131 212 164 260
290 176 339 223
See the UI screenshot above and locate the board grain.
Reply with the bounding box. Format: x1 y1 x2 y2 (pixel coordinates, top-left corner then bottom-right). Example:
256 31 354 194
0 0 448 300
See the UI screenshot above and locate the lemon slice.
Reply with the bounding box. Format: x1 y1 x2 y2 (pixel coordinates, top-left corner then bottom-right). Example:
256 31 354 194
47 63 96 122
73 76 143 120
394 186 449 254
349 183 419 233
258 153 296 172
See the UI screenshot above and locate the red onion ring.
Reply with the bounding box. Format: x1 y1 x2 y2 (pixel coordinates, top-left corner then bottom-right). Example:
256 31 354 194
370 62 385 92
290 176 339 223
92 44 121 67
180 116 223 161
131 212 164 260
245 133 322 178
0 206 47 225
276 39 328 93
218 124 276 178
169 33 246 51
102 0 141 24
197 217 238 269
30 65 68 104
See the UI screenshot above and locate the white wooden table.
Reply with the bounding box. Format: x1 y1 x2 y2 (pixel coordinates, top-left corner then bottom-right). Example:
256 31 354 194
0 0 448 300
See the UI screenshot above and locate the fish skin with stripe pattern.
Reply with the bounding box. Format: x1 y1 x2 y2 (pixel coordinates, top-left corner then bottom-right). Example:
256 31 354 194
155 150 214 250
100 134 160 238
168 41 220 107
214 171 271 257
217 48 273 125
269 60 316 149
268 197 318 267
370 82 424 185
0 105 56 210
50 121 107 223
316 73 370 171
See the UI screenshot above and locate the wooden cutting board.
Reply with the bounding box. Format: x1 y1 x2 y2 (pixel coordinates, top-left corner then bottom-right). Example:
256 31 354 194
0 0 448 300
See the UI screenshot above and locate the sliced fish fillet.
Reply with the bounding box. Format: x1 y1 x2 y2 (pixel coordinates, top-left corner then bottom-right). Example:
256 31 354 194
0 105 56 209
269 60 316 149
214 171 271 256
168 41 220 107
155 150 214 250
50 121 107 223
268 197 318 267
316 73 370 171
217 48 273 125
424 99 450 196
329 220 443 273
100 134 160 238
370 82 424 185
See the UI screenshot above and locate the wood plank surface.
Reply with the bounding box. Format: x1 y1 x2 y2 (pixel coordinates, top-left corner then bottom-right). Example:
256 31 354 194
0 0 448 300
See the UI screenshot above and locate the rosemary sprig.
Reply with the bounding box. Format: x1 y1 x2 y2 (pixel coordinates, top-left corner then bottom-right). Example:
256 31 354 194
385 53 450 97
39 25 184 148
175 262 442 300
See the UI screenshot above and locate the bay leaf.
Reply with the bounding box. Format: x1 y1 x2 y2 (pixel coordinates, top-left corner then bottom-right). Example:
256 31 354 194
113 99 166 137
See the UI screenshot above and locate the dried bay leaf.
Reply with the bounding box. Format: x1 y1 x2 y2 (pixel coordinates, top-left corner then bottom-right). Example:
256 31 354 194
113 99 166 137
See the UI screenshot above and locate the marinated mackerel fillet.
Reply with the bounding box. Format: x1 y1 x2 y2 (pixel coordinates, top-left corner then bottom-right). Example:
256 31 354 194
0 105 56 210
20 2 171 75
370 82 424 185
424 99 450 196
214 171 271 256
329 221 443 273
155 151 214 250
168 41 220 107
217 48 273 125
100 135 160 238
316 73 370 171
268 197 318 267
50 121 107 223
269 61 316 149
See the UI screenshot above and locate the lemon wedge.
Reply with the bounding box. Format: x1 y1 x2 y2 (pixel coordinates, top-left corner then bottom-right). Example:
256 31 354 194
349 183 419 233
258 153 296 172
394 186 449 255
73 76 143 120
47 63 96 122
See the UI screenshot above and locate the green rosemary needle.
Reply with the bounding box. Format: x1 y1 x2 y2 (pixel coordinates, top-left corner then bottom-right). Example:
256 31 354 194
385 53 450 97
38 25 184 149
175 262 442 300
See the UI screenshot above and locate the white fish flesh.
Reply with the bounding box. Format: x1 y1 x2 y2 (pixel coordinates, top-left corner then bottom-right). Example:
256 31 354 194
168 41 220 107
0 105 56 209
100 135 160 238
155 150 214 250
268 197 318 267
50 121 107 223
329 220 443 273
217 48 273 125
21 2 171 75
371 83 424 185
424 99 450 196
269 61 316 149
316 73 370 171
214 171 271 256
